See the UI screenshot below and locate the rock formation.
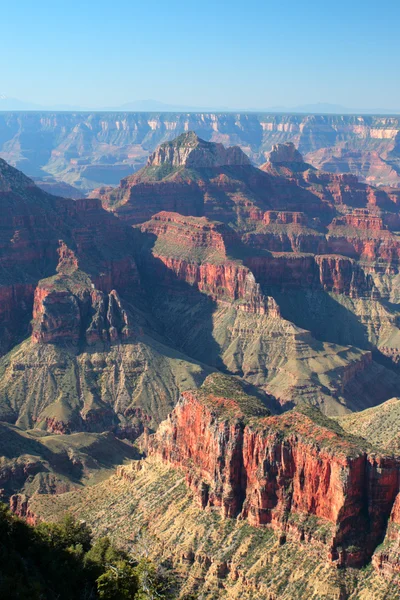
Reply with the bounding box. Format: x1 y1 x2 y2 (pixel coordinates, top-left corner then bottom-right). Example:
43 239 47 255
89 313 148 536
147 131 251 168
1 112 400 190
31 272 134 345
267 142 304 164
148 376 400 568
2 132 400 597
0 159 210 436
0 161 140 355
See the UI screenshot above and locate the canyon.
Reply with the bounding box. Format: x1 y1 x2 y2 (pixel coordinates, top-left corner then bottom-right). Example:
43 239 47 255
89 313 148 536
30 377 400 597
0 112 399 193
1 131 400 598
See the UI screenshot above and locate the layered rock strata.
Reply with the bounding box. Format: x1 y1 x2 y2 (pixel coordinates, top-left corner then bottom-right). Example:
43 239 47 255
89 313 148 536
149 386 400 567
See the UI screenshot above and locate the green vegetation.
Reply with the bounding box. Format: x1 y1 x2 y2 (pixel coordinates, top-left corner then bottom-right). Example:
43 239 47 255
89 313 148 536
40 269 93 294
138 163 176 181
336 397 400 453
197 372 270 420
0 504 174 599
162 131 199 149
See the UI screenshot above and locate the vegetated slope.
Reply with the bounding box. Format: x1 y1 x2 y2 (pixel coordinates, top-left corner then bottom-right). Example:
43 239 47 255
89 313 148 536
0 159 212 441
31 377 400 598
1 112 400 190
0 421 139 507
2 134 400 597
0 505 163 600
336 397 400 452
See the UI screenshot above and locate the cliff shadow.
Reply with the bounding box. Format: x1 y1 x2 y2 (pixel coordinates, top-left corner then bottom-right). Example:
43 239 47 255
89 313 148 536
132 229 226 372
269 287 371 350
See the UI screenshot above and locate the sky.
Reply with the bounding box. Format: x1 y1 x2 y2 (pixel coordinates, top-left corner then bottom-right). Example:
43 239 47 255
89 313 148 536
1 0 399 110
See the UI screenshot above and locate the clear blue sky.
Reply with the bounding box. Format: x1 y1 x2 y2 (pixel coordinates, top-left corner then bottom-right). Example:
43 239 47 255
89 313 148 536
1 0 399 109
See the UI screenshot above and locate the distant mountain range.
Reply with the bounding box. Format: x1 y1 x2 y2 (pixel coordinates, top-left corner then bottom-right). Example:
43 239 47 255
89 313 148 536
1 95 399 114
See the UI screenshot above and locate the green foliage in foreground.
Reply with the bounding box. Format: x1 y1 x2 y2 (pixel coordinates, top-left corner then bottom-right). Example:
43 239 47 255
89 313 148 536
0 503 174 599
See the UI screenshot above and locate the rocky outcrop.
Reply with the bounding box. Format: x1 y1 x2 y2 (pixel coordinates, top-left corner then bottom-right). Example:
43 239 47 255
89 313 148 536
9 494 39 525
246 254 319 289
32 286 81 344
149 389 400 567
147 131 251 168
263 210 308 225
332 209 386 231
245 253 375 297
315 254 376 296
140 211 239 255
267 142 304 164
372 492 400 583
0 160 141 355
243 246 386 297
0 161 144 354
32 274 134 345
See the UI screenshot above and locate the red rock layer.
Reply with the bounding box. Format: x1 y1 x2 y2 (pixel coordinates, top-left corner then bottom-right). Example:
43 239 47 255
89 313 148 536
0 170 140 355
100 180 205 225
325 230 400 264
315 255 376 296
32 281 134 345
372 492 400 583
149 391 399 567
149 254 279 315
263 211 308 225
9 494 39 526
140 211 239 254
332 210 385 231
246 253 375 297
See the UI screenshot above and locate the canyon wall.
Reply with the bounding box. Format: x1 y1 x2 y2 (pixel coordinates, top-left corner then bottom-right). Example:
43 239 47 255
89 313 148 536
0 112 399 190
149 389 400 568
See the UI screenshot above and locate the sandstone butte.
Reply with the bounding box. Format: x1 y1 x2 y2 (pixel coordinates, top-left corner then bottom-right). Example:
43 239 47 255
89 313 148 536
147 376 400 575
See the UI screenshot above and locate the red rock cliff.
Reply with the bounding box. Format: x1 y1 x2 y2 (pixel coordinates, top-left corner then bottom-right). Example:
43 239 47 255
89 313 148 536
372 492 400 583
150 255 279 316
32 275 134 345
148 390 400 567
245 253 375 298
140 211 239 255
